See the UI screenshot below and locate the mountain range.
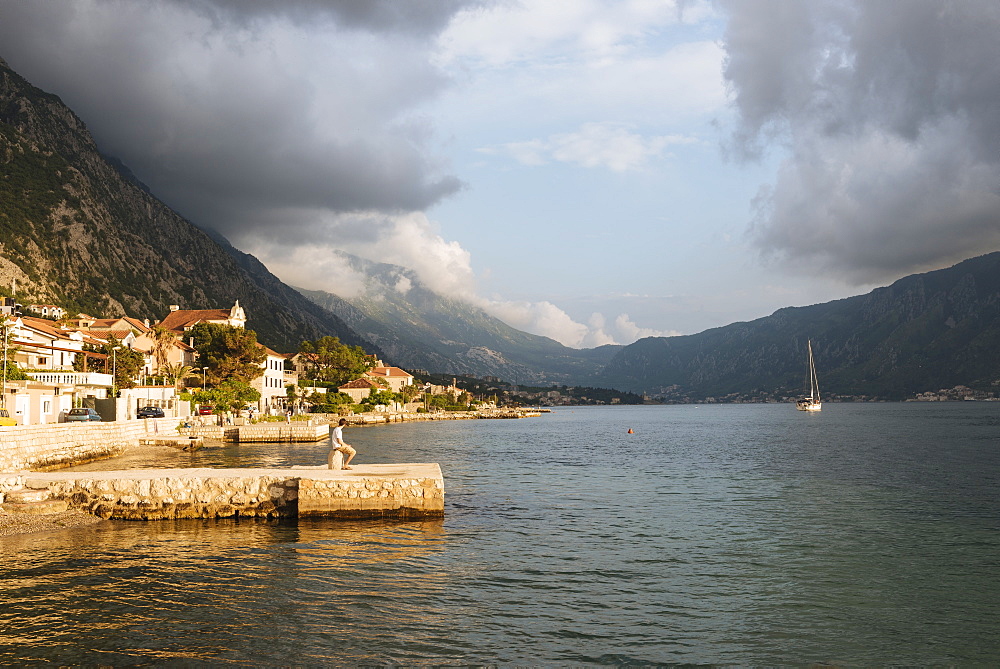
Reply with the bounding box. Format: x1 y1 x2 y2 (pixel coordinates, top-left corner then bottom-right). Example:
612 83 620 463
3 54 1000 401
596 252 1000 400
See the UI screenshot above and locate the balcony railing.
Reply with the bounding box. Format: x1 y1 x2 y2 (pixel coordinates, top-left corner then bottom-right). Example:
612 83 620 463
27 371 114 387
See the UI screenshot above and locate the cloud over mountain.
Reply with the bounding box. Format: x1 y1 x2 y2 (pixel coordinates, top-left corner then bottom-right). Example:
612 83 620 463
0 0 466 242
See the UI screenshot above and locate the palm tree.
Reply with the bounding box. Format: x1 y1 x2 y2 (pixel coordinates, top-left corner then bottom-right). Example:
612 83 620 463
149 325 176 374
162 363 193 392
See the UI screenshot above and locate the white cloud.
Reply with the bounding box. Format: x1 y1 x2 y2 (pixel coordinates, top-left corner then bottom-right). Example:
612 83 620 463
482 122 697 171
240 210 476 299
476 296 673 348
261 246 369 299
613 313 677 342
480 298 589 347
437 0 716 67
393 275 413 295
434 4 727 133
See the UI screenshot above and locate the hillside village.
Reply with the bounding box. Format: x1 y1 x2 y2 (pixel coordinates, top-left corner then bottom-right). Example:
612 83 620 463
0 296 465 426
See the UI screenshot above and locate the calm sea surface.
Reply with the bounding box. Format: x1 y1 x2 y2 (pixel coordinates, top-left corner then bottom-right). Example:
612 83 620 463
2 403 999 665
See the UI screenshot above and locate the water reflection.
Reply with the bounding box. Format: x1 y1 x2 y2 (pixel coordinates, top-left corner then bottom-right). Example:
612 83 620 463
0 517 452 665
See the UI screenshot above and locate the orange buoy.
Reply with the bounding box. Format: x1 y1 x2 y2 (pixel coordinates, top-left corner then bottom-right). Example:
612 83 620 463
627 428 634 434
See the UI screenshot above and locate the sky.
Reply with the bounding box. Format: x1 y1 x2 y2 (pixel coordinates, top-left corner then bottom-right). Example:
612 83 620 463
1 0 999 348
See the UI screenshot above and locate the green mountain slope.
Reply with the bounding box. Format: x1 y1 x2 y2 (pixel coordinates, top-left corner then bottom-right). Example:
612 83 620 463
599 252 1000 400
295 253 620 384
0 56 373 353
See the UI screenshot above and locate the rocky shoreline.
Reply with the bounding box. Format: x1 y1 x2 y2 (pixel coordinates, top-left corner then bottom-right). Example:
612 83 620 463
0 508 106 537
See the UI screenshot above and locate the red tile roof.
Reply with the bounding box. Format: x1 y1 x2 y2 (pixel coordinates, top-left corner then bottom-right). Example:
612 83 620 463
158 309 232 333
367 366 413 378
83 329 134 342
339 378 381 390
19 317 76 341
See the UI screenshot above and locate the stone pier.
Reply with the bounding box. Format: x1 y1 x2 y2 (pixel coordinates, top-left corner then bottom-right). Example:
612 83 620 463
176 423 328 442
0 463 443 520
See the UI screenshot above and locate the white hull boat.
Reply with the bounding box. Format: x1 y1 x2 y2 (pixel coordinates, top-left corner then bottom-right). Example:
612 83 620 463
796 340 822 412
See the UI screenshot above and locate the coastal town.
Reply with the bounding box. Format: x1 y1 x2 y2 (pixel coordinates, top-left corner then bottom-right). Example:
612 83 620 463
0 296 496 426
1 296 460 532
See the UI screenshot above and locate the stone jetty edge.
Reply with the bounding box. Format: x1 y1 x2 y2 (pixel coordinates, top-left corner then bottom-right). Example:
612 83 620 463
0 464 444 521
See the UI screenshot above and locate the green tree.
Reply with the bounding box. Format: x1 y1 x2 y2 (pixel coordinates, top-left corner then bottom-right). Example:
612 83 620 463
325 390 354 406
161 363 193 391
400 383 423 404
1 316 28 381
188 323 266 386
83 336 144 390
192 379 261 413
309 390 356 414
426 394 452 410
297 336 374 386
362 387 398 410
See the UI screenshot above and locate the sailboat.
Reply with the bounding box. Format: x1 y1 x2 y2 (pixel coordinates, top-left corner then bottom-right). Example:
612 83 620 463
795 340 822 412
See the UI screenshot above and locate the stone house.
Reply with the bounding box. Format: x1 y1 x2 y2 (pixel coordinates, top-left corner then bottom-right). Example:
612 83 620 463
27 304 66 319
364 366 414 393
337 378 384 403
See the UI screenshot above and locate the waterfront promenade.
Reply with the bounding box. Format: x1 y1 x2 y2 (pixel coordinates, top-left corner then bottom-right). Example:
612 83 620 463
0 409 547 524
0 416 454 523
176 409 544 442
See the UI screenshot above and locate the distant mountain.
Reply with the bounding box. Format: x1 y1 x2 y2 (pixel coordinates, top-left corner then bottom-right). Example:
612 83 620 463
295 253 620 384
598 252 1000 400
0 56 374 354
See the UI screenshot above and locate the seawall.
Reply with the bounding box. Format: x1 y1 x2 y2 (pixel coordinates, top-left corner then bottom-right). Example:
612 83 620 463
177 423 328 442
0 464 444 520
0 419 180 472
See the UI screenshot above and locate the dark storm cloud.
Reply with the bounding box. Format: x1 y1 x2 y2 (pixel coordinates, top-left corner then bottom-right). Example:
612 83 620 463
175 0 471 35
722 0 1000 283
0 0 471 239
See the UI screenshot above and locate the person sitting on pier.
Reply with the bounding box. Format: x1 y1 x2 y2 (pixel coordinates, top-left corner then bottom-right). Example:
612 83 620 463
329 418 357 470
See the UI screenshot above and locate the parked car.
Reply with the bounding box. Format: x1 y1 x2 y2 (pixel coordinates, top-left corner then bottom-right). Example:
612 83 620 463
198 405 215 415
137 406 165 418
66 408 102 422
0 408 16 426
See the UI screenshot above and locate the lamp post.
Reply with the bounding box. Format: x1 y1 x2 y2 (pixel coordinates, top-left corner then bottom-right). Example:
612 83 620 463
202 366 208 390
111 345 121 397
1 318 8 409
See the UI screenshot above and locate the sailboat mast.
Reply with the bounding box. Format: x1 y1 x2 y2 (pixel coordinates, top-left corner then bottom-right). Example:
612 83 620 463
808 340 820 401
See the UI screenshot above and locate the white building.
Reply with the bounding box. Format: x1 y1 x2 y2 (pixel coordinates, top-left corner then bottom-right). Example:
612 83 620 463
253 346 296 414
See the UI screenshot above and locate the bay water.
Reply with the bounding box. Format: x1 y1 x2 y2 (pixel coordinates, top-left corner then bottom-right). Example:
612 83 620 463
2 403 999 665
